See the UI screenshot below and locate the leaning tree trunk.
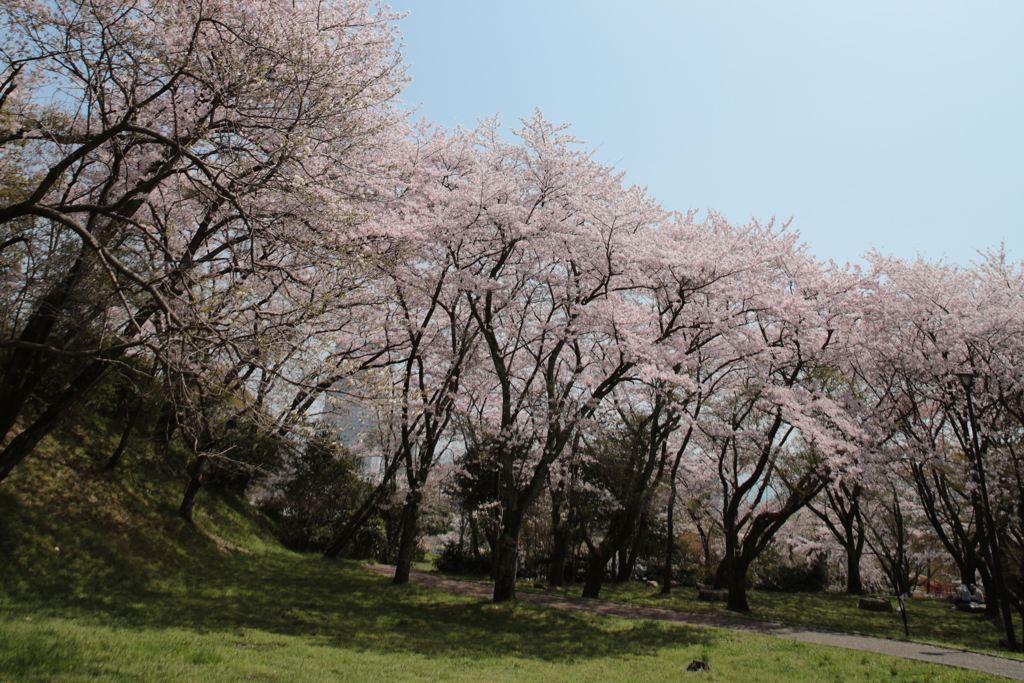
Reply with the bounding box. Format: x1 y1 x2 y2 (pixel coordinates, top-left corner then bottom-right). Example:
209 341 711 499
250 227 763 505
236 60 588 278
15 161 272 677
0 250 89 443
179 454 209 524
105 397 145 471
324 453 403 558
392 489 422 585
0 358 112 482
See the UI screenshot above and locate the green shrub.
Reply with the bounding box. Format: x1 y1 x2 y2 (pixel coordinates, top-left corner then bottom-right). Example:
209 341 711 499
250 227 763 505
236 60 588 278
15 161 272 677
433 540 492 575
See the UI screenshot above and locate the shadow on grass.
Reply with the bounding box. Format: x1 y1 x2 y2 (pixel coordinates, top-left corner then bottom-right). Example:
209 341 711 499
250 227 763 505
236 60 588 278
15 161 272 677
559 578 1020 657
0 430 721 666
4 550 724 663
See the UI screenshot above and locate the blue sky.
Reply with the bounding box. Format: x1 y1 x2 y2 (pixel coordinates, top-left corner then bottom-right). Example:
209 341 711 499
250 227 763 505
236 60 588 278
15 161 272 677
396 0 1023 266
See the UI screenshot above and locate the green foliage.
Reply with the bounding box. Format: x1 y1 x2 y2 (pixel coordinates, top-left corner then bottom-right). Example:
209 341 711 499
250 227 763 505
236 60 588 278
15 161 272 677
449 435 503 512
202 421 287 493
669 533 718 587
260 429 375 554
750 543 831 593
433 539 492 575
350 515 390 561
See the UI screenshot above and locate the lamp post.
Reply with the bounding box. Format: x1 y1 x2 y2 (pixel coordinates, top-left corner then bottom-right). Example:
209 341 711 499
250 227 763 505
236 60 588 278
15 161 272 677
955 371 1018 650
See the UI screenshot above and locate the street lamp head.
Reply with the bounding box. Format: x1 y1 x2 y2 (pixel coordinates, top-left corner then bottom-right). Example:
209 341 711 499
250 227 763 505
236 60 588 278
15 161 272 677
955 371 976 390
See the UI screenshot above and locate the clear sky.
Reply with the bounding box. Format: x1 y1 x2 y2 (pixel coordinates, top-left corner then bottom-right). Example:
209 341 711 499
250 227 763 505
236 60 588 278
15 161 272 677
396 0 1023 266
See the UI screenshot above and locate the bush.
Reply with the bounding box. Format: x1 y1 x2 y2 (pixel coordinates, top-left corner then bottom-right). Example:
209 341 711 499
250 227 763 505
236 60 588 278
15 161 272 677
259 431 377 554
751 548 830 593
433 540 492 575
350 517 390 561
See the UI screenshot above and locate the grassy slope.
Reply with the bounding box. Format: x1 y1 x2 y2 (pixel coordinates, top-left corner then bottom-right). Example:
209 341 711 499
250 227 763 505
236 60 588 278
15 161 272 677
0 418 1007 682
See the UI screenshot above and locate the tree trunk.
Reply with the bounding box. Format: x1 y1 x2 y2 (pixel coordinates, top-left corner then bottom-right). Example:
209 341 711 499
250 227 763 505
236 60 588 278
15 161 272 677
179 454 208 524
549 523 569 587
392 489 422 585
468 514 480 557
0 358 111 482
978 563 1001 619
713 545 731 590
105 397 144 471
154 399 181 447
582 545 609 599
492 530 521 602
959 557 978 587
548 486 568 587
725 560 751 613
619 516 645 582
846 544 864 595
0 251 89 443
662 485 676 594
487 525 501 581
323 452 403 558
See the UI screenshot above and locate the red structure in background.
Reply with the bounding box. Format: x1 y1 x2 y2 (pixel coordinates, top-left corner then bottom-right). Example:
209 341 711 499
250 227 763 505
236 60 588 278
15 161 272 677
921 579 956 598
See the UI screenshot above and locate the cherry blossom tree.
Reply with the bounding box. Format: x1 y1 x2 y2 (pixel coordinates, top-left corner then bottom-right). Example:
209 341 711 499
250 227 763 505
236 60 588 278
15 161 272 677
0 0 407 481
338 127 479 583
688 238 863 612
436 112 665 602
857 250 1024 647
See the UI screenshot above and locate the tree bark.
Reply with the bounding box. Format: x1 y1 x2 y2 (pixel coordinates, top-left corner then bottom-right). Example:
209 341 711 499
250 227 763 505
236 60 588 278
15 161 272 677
392 488 422 585
618 516 645 582
487 526 501 581
548 484 569 587
846 543 864 595
662 482 676 594
725 559 751 612
154 398 181 447
549 522 570 587
0 250 89 443
323 452 403 558
179 454 208 523
0 358 112 482
581 545 610 599
105 396 144 471
492 529 521 602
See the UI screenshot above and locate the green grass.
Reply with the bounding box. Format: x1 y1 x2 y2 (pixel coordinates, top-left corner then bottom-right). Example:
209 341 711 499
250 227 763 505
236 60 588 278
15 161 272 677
517 579 1024 658
0 555 1008 682
0 417 1011 681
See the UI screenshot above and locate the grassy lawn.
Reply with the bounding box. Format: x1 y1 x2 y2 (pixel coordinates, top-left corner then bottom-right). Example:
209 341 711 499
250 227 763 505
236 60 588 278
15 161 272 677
0 553 1010 682
517 579 1023 658
0 421 1012 681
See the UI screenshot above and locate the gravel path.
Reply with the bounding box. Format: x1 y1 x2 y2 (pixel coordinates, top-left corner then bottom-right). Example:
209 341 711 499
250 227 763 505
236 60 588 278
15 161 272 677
365 564 1024 680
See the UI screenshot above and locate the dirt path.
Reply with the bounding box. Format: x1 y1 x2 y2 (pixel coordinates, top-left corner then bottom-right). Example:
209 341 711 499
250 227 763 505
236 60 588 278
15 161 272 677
365 565 1024 681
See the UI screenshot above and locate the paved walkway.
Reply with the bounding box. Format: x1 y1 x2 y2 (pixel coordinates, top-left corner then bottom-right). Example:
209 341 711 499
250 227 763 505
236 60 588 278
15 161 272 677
366 564 1024 680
